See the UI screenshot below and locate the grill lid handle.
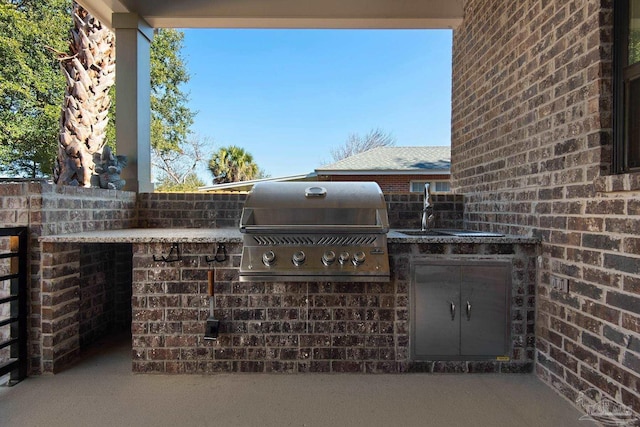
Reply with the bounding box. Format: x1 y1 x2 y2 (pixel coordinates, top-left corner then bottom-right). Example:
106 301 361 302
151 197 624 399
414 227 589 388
305 186 327 198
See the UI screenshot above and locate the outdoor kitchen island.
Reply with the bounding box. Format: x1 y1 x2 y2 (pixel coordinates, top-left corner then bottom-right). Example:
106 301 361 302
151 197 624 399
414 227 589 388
39 228 537 374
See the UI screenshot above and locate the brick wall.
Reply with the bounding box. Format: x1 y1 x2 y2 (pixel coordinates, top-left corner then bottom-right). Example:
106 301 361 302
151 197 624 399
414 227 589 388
113 243 133 330
317 174 450 195
386 193 464 230
136 191 463 231
0 180 136 374
137 193 247 228
41 241 132 373
2 180 467 374
452 0 640 415
131 241 535 374
79 243 132 347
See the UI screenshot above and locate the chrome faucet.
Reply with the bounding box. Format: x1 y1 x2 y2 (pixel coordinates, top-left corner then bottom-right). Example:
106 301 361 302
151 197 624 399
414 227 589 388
421 183 435 232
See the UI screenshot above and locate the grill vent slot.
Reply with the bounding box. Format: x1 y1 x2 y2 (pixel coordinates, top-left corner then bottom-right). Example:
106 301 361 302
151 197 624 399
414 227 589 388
253 236 316 246
316 236 377 246
252 235 377 246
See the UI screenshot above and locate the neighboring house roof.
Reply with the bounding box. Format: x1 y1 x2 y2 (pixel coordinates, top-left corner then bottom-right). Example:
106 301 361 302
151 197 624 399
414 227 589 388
199 146 450 192
198 172 317 192
315 146 450 175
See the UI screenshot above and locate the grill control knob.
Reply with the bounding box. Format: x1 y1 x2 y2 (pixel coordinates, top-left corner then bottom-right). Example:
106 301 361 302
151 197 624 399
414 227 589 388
292 250 306 266
338 251 350 265
322 250 336 266
262 250 276 266
352 251 366 266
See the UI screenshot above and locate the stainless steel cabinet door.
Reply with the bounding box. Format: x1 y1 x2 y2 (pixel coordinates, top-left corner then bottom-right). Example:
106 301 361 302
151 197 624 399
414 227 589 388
411 260 510 360
459 264 510 357
412 264 460 358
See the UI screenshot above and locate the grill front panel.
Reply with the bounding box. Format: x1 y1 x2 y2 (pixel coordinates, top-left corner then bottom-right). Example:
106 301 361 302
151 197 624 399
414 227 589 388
240 233 389 282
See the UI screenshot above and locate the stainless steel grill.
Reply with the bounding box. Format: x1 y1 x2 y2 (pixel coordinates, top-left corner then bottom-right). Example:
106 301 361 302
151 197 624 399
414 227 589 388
239 181 390 282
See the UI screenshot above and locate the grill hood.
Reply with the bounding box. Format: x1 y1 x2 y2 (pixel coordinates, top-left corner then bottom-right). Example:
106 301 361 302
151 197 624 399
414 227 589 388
239 181 390 282
240 181 389 232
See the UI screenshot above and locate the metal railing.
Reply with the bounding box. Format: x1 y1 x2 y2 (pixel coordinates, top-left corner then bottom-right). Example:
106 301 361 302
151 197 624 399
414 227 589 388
0 227 28 386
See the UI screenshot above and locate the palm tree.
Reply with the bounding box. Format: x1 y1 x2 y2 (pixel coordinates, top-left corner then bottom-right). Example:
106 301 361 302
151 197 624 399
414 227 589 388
208 146 259 184
53 2 115 187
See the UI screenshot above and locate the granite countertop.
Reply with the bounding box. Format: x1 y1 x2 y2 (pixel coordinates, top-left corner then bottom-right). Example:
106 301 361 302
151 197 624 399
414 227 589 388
387 230 538 244
40 228 538 244
39 228 244 243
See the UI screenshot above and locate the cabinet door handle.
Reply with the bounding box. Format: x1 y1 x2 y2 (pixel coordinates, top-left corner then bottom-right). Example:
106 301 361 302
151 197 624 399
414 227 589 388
466 301 472 321
449 301 456 321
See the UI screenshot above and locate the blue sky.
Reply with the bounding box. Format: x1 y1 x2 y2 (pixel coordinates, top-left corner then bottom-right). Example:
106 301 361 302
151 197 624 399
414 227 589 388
181 29 453 180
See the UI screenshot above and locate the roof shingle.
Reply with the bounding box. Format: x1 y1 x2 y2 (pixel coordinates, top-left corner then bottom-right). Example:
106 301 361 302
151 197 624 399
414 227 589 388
317 146 450 172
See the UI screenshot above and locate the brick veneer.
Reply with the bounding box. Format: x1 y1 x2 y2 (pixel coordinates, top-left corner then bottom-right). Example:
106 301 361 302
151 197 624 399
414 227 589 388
386 193 464 230
136 192 247 229
1 181 461 374
40 241 132 372
0 180 136 374
452 0 639 415
131 240 536 374
136 191 464 231
79 243 132 347
317 174 451 195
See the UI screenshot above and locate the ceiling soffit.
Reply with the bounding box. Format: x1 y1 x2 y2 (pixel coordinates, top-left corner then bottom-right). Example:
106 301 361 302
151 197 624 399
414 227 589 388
76 0 464 29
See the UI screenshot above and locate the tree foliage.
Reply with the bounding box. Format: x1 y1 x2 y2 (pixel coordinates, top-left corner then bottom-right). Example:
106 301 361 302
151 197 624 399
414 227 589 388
151 29 195 155
330 128 396 162
155 173 205 192
0 6 201 186
149 28 203 191
0 0 71 177
208 146 260 184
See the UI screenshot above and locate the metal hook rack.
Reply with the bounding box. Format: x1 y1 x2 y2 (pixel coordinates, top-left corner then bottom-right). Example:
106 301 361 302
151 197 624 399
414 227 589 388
206 243 227 263
153 243 181 263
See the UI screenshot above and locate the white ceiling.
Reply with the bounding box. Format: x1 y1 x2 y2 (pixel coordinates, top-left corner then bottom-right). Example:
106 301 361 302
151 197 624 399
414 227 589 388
77 0 464 30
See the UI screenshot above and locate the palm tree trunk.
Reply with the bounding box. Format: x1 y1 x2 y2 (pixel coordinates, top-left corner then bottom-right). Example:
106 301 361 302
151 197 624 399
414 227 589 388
53 2 115 187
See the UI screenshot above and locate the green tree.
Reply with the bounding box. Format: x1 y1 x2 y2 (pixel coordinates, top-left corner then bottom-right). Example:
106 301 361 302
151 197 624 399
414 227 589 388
150 28 199 189
0 6 200 185
208 146 260 184
155 173 205 192
0 0 71 177
151 29 195 155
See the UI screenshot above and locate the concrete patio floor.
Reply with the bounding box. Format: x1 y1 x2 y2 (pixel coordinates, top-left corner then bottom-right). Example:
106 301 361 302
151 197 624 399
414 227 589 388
0 335 591 427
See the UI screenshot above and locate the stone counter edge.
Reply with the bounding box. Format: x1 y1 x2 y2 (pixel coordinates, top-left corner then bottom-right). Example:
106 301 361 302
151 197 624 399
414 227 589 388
39 228 538 245
39 228 243 243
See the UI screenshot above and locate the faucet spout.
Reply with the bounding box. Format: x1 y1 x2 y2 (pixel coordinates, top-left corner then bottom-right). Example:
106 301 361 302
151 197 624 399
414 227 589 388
421 183 435 232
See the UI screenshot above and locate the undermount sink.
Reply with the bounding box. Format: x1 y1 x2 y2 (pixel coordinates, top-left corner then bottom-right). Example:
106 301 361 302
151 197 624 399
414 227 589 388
394 229 505 237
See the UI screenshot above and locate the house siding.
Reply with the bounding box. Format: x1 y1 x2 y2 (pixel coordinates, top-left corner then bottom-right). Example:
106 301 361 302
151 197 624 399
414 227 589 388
452 0 640 415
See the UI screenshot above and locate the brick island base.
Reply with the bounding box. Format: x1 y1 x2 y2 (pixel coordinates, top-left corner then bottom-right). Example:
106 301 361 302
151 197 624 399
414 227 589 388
131 240 537 374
